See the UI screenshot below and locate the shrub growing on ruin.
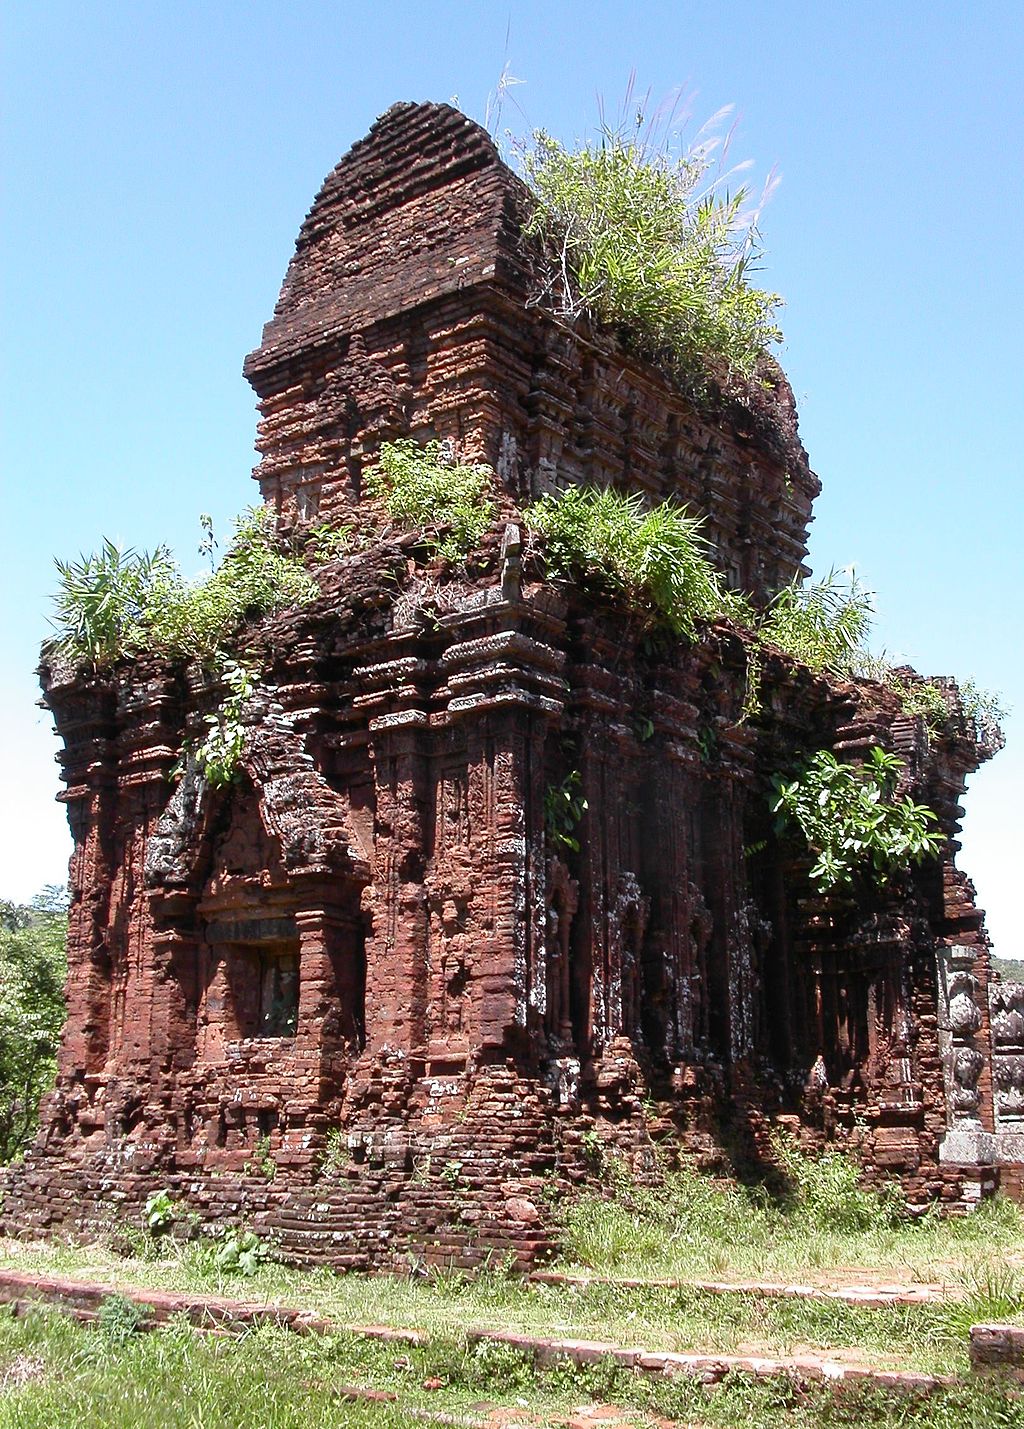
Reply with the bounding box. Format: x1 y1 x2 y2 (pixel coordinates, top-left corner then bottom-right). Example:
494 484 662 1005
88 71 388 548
757 571 873 676
190 659 255 787
771 746 943 893
51 541 176 670
50 507 316 671
521 119 782 384
526 485 750 637
143 506 317 661
364 439 495 560
957 678 1008 753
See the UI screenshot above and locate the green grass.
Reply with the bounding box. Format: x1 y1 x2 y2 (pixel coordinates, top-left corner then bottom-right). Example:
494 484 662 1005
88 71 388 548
1 1304 1021 1429
556 1162 1024 1289
0 1232 1018 1380
2 1158 1023 1419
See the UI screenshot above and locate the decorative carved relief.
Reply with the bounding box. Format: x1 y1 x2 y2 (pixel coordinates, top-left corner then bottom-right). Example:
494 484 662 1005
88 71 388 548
937 945 986 1126
685 882 713 1055
990 983 1024 1124
608 871 650 1043
544 855 579 1047
730 899 772 1060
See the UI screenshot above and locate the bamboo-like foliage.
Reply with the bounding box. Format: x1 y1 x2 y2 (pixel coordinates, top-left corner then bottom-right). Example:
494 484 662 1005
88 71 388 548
758 570 874 675
526 485 750 637
49 507 316 670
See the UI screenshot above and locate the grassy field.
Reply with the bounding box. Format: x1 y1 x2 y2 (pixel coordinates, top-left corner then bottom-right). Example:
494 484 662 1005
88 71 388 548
556 1153 1024 1287
1 1304 1022 1429
0 1239 994 1375
2 1151 1023 1425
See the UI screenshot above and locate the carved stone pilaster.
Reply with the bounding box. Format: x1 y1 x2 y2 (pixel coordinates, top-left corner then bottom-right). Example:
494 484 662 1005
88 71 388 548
990 983 1024 1125
938 943 994 1164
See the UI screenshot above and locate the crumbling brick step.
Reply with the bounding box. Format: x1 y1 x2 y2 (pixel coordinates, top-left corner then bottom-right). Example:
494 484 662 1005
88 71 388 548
528 1269 949 1308
970 1322 1024 1379
0 1268 953 1393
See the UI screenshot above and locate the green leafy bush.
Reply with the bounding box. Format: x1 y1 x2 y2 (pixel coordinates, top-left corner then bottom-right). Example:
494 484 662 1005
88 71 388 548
142 506 316 661
544 770 588 853
191 659 255 787
771 746 943 892
0 888 67 1163
521 121 781 384
771 1133 903 1232
526 485 749 636
98 1293 149 1344
304 520 353 563
887 673 950 732
364 439 495 560
957 678 1008 752
143 1189 177 1235
207 1228 268 1277
50 507 316 670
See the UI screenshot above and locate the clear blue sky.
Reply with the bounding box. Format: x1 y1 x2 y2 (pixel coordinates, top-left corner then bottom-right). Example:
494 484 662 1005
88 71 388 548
2 1 1021 951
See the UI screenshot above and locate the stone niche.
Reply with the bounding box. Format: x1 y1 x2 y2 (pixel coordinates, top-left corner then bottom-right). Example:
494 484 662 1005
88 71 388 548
2 102 1015 1268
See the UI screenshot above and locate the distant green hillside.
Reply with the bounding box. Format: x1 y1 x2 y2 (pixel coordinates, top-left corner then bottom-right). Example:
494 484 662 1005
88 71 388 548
991 956 1024 983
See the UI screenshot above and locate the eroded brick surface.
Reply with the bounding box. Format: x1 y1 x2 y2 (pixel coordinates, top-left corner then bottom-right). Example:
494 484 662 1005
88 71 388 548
2 103 1015 1264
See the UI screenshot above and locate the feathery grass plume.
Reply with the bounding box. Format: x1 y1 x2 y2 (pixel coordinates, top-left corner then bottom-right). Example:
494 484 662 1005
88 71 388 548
520 83 781 384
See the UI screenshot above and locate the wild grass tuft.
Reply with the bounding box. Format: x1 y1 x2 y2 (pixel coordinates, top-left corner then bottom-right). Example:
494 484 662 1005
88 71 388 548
757 569 873 675
521 102 782 386
526 484 751 637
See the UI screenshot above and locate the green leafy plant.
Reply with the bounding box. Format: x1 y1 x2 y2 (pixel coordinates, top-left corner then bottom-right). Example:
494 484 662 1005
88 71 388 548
521 110 782 385
545 770 588 853
318 1128 350 1176
244 1133 276 1182
957 678 1008 752
439 1159 463 1188
143 506 317 661
364 439 495 560
771 746 944 893
191 659 255 788
526 485 749 637
98 1293 149 1344
143 1189 177 1235
305 521 353 563
190 1226 269 1277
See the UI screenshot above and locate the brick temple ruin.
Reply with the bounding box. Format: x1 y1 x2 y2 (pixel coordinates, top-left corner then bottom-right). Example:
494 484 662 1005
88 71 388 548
4 103 1020 1266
